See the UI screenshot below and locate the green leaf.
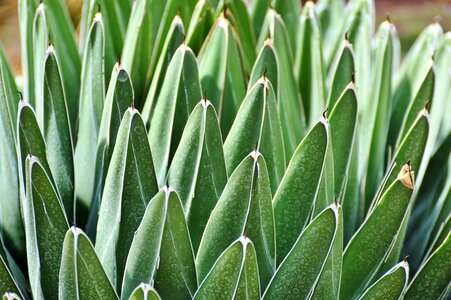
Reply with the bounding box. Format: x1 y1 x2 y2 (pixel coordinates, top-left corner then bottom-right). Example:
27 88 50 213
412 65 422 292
341 166 414 299
74 14 105 215
0 256 21 299
194 237 260 300
148 44 201 186
272 0 301 56
59 227 118 300
329 84 358 196
32 4 48 118
310 205 343 300
359 260 409 300
121 0 152 107
257 10 306 158
326 39 355 110
18 0 39 106
198 14 247 136
41 0 81 132
395 60 434 147
0 48 23 260
23 156 69 299
42 47 75 221
80 0 131 84
249 0 270 39
295 2 326 126
273 117 329 263
167 100 227 253
141 16 185 126
121 188 197 300
196 152 275 288
404 232 451 300
86 63 134 235
224 77 285 194
95 108 158 289
129 284 161 300
361 21 396 209
390 23 442 149
263 204 341 299
215 0 257 73
316 0 346 71
186 0 214 54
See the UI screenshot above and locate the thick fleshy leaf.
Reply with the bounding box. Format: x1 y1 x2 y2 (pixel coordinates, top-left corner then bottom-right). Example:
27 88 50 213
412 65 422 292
310 205 343 300
263 203 341 299
194 237 260 300
404 232 451 300
0 49 23 260
359 260 409 300
197 152 275 288
148 44 201 186
40 0 81 132
42 47 74 221
224 77 285 194
121 0 152 107
329 84 358 196
215 0 256 72
32 4 48 117
394 60 434 147
272 0 301 56
95 109 158 289
316 0 346 71
74 14 105 216
121 188 197 300
167 100 227 252
141 16 185 126
273 117 329 263
295 2 326 126
390 23 442 148
361 21 397 210
0 256 21 298
129 284 161 300
23 156 69 299
198 14 247 136
186 0 214 55
18 0 39 106
80 0 131 83
59 227 118 300
86 63 133 235
341 165 414 299
257 10 306 158
326 39 355 110
249 0 270 39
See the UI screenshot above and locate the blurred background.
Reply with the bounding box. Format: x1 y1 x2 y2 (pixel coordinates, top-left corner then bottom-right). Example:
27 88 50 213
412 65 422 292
0 0 450 75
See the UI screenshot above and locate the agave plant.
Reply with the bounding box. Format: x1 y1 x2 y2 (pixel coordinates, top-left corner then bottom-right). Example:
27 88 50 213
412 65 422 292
0 0 449 299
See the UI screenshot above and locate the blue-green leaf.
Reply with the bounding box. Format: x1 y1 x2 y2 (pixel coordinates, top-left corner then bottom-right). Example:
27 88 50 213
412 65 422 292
186 0 214 55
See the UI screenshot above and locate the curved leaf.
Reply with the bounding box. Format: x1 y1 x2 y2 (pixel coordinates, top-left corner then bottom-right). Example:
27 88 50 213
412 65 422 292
148 44 201 186
341 164 414 299
273 117 329 263
405 232 451 300
129 284 161 300
141 16 184 126
74 14 105 214
167 100 227 252
224 77 285 193
194 237 260 300
272 0 301 56
186 0 214 55
121 188 197 300
95 109 158 289
0 256 21 299
263 204 341 299
23 156 69 299
198 14 247 136
359 260 409 300
59 227 118 300
197 152 275 288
